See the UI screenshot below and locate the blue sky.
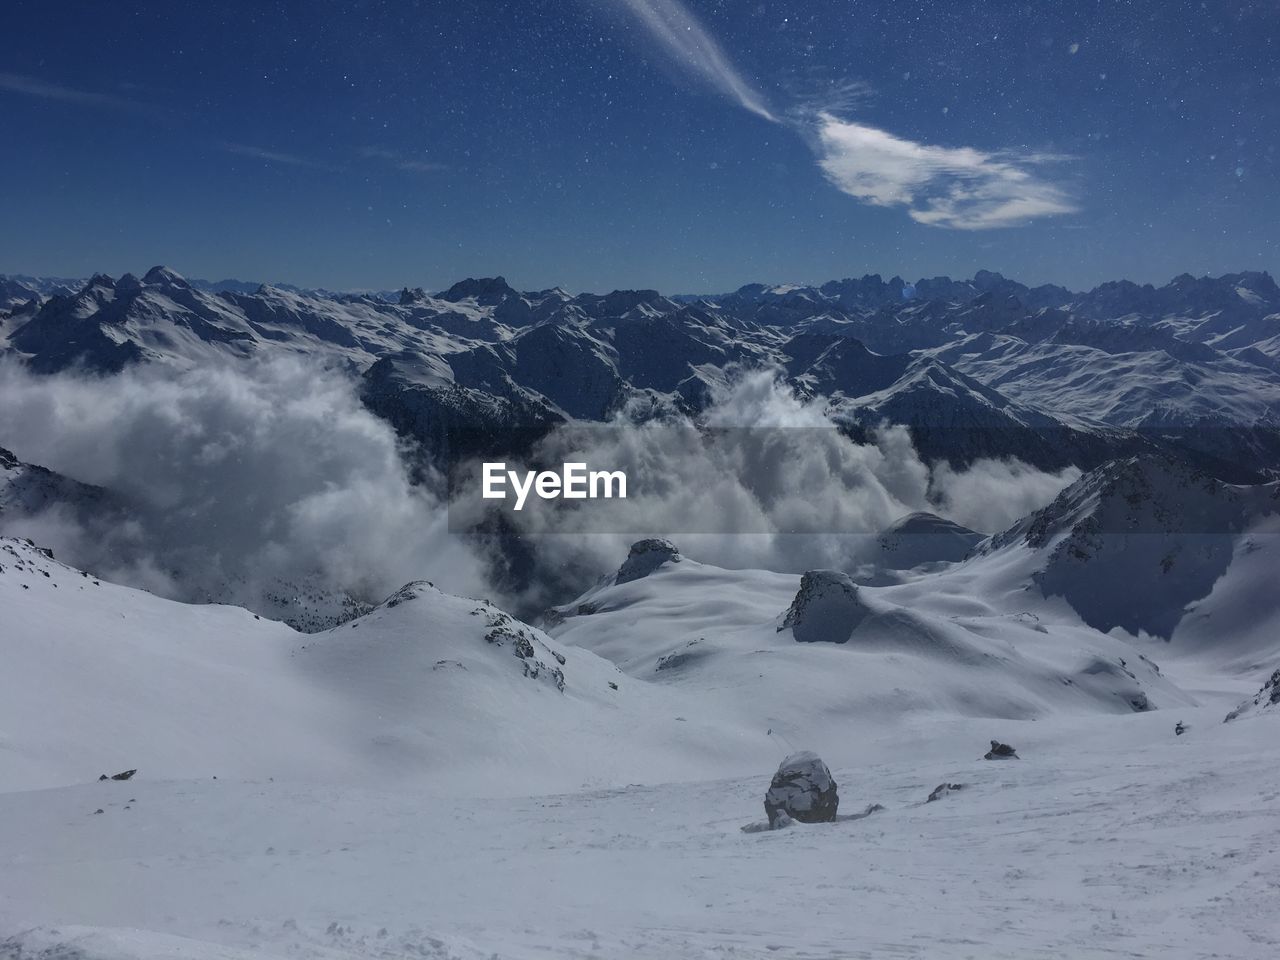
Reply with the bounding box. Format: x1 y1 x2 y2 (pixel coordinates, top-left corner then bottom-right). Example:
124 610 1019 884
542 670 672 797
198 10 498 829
2 0 1276 292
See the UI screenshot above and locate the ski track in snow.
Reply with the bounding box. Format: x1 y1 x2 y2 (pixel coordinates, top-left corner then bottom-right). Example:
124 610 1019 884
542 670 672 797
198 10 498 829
2 702 1277 960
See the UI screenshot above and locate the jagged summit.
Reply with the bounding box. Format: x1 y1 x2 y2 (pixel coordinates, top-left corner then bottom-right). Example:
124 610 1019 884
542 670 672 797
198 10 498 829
988 453 1274 553
5 264 1280 481
438 276 518 304
977 453 1280 637
142 265 188 287
378 580 438 608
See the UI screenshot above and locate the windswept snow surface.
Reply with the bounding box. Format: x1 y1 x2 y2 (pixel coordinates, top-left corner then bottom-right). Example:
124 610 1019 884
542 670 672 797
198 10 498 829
6 265 1280 958
1 708 1277 959
3 518 1280 957
0 538 762 796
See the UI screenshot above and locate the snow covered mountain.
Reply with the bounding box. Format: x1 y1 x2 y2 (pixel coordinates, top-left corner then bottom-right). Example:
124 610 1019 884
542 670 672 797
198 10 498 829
974 454 1280 640
0 536 763 796
7 265 1279 481
4 410 1280 959
546 536 1194 734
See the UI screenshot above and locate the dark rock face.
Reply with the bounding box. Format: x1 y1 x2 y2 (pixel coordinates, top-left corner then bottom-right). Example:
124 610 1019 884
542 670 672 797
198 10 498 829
475 601 567 691
764 751 839 827
382 581 435 608
438 276 518 305
616 538 681 584
779 570 869 644
1223 668 1280 722
984 741 1018 760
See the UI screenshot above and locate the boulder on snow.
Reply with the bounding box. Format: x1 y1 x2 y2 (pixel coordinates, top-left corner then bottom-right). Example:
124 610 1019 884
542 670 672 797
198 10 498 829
616 538 681 584
778 570 870 644
764 751 839 827
98 768 136 781
983 741 1018 760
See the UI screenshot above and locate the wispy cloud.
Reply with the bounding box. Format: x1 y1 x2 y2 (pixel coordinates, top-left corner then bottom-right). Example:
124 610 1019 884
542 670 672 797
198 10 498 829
0 72 162 117
597 0 1078 229
220 142 338 171
604 0 777 122
813 114 1077 229
359 147 448 174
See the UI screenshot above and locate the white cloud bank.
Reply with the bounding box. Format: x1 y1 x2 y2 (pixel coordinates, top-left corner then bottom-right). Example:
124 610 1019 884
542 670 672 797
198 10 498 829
813 114 1077 229
0 360 1079 619
452 369 1081 610
0 357 488 610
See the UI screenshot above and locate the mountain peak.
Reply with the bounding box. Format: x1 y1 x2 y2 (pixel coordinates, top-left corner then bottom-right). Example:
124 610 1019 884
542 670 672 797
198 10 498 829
438 276 517 304
143 265 188 287
616 538 681 584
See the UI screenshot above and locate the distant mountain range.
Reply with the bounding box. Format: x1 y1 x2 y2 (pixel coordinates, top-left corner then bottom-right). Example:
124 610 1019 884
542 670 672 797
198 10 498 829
4 265 1278 483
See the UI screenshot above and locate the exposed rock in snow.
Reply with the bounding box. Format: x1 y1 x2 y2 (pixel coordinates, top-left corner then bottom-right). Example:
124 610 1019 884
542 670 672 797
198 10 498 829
779 570 870 644
984 740 1018 760
655 638 710 673
474 600 567 691
926 782 965 802
616 538 681 584
0 445 124 524
764 751 839 827
1223 668 1280 722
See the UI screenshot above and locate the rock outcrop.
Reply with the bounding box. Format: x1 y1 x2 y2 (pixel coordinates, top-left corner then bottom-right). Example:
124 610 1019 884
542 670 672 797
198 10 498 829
1224 668 1280 722
779 570 870 644
764 751 839 827
616 538 681 584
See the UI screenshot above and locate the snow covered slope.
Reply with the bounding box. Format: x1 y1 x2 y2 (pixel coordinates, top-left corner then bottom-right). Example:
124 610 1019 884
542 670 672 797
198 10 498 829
2 696 1276 960
930 323 1280 428
875 511 983 569
547 540 1194 754
967 455 1280 641
0 537 763 795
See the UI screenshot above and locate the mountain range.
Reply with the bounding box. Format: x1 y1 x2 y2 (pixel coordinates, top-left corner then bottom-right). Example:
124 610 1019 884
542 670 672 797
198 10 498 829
4 266 1280 481
3 264 1280 959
